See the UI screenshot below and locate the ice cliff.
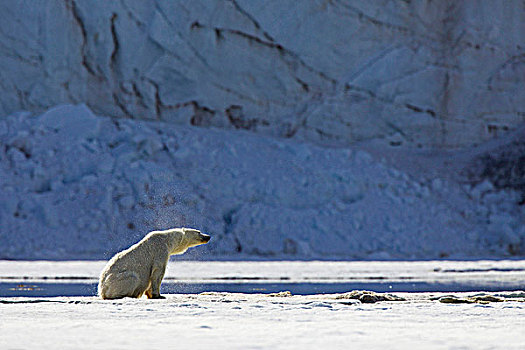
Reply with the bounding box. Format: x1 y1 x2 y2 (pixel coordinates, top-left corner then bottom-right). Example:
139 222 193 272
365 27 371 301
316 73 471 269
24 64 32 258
0 1 524 260
0 0 523 148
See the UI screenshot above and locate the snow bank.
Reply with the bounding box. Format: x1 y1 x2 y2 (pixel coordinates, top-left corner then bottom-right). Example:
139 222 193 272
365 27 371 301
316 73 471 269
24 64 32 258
0 1 523 148
0 105 523 260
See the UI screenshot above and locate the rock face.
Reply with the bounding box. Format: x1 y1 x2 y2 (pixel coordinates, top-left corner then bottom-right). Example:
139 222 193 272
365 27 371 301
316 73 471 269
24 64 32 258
463 126 525 202
0 0 523 148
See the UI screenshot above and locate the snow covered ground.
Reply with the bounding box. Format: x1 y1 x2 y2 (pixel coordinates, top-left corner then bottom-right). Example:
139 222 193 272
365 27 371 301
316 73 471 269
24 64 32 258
1 292 524 350
1 260 524 350
0 105 524 260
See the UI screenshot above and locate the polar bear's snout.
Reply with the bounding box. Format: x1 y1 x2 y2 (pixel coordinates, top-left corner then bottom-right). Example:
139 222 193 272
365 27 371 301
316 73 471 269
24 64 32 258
200 233 211 243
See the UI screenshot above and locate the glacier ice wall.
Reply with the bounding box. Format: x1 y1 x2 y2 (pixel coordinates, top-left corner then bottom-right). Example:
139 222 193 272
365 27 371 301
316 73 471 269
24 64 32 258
0 0 523 148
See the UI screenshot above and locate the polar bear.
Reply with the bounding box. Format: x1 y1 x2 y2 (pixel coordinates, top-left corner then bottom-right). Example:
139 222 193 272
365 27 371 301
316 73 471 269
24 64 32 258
98 228 210 299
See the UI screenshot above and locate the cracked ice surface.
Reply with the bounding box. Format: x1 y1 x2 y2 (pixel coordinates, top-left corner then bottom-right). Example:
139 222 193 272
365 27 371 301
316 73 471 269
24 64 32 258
0 105 523 260
0 0 523 148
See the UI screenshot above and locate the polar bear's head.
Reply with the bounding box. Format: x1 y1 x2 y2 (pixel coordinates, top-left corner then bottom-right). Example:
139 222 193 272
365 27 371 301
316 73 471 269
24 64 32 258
170 228 210 255
182 228 211 247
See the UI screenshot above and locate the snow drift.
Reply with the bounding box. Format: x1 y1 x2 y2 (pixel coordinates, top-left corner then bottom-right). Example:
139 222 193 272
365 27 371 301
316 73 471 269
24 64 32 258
0 105 523 260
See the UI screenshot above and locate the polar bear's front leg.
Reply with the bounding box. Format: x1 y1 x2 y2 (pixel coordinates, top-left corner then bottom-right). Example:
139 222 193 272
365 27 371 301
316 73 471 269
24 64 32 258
148 264 167 299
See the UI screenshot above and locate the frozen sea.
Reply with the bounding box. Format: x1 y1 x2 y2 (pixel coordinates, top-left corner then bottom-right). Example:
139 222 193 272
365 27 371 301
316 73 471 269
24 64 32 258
1 260 524 350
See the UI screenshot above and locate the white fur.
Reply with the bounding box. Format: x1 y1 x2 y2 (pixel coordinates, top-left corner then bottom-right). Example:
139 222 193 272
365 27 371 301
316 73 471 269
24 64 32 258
98 228 210 299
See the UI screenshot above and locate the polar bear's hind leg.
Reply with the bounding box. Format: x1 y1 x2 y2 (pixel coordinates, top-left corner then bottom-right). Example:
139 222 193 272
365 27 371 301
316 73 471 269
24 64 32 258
100 271 141 299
